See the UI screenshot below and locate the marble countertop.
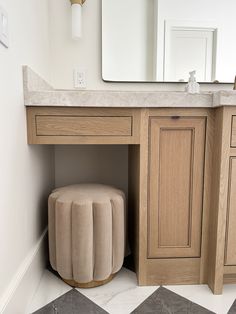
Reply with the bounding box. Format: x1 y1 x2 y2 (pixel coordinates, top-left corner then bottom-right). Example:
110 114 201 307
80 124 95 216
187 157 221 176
23 66 236 108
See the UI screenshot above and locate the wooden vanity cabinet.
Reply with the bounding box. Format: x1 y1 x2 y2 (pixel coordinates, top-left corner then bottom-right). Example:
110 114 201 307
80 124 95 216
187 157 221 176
208 107 236 294
27 106 224 291
148 117 206 259
133 109 212 287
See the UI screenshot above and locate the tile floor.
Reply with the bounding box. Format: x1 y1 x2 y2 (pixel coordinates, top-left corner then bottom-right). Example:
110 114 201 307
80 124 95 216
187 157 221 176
27 267 236 314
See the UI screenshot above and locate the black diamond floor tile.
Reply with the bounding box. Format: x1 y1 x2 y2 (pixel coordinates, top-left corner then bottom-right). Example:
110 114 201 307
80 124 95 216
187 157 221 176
32 289 108 314
131 286 216 314
228 299 236 314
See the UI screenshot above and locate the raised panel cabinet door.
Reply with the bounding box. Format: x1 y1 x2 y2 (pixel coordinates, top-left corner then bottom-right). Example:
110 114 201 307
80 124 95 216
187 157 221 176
225 157 236 265
148 117 206 258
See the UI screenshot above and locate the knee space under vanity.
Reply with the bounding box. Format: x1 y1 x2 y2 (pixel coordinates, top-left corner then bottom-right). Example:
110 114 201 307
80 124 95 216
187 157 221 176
54 144 140 271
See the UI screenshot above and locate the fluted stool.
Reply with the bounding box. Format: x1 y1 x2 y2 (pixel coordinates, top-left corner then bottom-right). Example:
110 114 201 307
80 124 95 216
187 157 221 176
48 184 126 288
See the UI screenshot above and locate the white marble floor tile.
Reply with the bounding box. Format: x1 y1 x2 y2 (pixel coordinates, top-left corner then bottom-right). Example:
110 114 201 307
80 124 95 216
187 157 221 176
165 283 236 314
27 267 236 314
76 268 159 314
27 270 71 314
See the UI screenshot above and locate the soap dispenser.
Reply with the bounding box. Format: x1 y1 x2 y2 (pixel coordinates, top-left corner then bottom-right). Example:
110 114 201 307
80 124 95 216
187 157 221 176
185 71 200 94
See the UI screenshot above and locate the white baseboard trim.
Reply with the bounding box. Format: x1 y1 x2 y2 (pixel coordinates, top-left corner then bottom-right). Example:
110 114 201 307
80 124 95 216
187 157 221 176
0 228 48 314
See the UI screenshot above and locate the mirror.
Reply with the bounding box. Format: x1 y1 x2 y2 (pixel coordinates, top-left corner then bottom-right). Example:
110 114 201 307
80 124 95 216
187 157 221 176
102 0 236 83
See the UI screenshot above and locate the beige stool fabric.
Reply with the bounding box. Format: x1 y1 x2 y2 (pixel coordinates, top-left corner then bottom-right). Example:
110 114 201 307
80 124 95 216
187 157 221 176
48 184 126 285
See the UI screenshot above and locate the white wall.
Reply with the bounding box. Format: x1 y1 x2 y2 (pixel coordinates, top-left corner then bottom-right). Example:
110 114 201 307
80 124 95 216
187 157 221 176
0 0 54 311
55 145 128 195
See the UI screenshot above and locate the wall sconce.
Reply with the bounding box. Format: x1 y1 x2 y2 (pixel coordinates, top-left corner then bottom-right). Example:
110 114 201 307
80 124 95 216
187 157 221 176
70 0 86 39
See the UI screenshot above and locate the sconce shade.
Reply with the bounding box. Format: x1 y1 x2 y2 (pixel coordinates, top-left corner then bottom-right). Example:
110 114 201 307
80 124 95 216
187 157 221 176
71 3 82 39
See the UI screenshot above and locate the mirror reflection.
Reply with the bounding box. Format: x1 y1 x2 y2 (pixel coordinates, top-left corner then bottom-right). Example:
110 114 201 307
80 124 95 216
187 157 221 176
102 0 236 83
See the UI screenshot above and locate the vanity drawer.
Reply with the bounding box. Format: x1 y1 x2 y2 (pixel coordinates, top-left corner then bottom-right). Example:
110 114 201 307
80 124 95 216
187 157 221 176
231 116 236 147
36 115 132 136
26 107 140 144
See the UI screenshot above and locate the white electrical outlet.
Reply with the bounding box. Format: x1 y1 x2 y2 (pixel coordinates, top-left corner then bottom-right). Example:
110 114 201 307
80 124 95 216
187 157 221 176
74 69 87 89
0 5 9 48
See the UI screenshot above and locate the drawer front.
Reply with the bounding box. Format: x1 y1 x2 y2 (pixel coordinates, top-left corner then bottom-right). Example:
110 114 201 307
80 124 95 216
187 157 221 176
231 116 236 147
27 107 140 144
36 115 132 136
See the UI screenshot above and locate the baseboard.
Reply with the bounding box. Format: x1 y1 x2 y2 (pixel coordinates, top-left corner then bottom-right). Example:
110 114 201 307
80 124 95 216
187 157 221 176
0 228 48 314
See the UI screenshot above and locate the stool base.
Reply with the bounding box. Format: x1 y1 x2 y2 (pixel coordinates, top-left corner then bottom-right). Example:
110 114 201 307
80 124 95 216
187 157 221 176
62 273 115 288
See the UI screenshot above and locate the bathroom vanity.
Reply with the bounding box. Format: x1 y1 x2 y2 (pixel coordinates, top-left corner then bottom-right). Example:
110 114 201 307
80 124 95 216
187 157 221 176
24 67 236 295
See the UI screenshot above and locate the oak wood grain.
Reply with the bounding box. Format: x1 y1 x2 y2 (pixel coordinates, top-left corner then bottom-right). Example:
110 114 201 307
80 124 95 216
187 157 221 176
225 157 236 265
136 109 212 287
145 258 200 285
148 117 206 258
199 110 214 283
208 107 232 294
26 107 140 144
231 116 236 147
36 116 132 136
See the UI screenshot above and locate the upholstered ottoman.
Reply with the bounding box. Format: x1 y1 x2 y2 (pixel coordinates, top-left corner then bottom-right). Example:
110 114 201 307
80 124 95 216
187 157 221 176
48 184 126 288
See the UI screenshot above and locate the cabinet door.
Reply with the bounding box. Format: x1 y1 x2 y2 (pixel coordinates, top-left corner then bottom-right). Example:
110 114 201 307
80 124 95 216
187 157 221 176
148 117 206 258
225 157 236 265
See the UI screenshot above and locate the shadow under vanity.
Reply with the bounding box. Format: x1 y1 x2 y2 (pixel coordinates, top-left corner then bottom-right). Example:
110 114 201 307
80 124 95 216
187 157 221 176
24 67 236 295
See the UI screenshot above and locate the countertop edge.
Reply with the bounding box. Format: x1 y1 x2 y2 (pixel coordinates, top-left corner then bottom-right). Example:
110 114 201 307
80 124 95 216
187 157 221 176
23 66 236 108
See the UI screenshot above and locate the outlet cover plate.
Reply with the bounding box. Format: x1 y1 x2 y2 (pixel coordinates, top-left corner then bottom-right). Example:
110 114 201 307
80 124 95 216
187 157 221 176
73 69 87 89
